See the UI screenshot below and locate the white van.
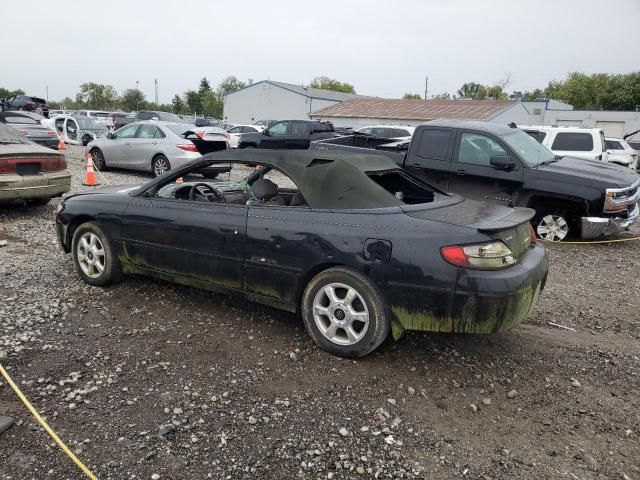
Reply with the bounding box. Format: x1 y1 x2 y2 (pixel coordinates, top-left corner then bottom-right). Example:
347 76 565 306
519 125 608 163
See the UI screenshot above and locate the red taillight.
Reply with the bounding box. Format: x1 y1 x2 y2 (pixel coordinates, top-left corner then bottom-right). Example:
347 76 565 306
440 245 469 268
0 156 66 174
195 131 205 139
177 144 198 152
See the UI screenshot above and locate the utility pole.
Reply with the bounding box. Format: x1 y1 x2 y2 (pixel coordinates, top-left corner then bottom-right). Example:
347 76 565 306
424 76 428 100
154 78 158 107
136 80 140 111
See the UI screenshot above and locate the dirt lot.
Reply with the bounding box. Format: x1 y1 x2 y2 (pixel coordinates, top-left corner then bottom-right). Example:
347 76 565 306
1 146 639 480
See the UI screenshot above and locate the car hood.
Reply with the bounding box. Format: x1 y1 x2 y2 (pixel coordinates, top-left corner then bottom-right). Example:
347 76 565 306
538 156 639 188
66 185 140 201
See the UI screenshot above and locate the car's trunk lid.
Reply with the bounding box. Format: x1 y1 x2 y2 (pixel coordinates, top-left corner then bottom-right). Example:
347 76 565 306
403 197 535 259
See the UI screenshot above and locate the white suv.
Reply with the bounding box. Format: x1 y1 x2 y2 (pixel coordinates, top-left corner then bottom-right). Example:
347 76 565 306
519 125 608 163
605 137 638 170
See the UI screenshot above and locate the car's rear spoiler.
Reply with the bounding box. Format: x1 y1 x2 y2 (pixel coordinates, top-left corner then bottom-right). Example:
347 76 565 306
476 207 535 232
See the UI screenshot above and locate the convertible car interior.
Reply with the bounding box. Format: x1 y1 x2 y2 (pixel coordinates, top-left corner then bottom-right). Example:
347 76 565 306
154 166 308 207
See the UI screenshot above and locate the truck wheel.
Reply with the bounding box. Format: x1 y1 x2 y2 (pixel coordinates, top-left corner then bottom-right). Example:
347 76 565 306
71 222 123 286
535 213 570 241
301 267 390 358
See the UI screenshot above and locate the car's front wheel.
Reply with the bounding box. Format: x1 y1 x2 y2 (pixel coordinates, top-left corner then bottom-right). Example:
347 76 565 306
71 222 123 286
152 155 170 177
90 148 106 170
301 267 389 358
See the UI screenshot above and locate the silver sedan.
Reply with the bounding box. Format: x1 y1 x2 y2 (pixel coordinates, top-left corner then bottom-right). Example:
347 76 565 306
86 121 230 178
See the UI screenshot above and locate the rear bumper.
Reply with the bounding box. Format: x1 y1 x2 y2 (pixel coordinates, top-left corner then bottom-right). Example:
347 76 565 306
0 170 71 200
390 244 548 336
581 203 639 239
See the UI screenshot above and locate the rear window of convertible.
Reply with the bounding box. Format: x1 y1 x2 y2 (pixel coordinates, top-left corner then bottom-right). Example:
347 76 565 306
366 170 435 204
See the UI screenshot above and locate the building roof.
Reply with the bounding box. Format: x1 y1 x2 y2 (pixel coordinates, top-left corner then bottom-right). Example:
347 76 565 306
309 98 516 121
225 80 372 102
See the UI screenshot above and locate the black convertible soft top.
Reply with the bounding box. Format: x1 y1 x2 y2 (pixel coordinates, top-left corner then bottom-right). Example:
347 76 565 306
197 150 408 210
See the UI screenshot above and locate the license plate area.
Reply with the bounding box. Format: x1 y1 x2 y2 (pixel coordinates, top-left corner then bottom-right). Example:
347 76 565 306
16 163 41 175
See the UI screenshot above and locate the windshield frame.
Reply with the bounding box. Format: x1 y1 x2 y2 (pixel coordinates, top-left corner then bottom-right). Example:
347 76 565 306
500 130 556 167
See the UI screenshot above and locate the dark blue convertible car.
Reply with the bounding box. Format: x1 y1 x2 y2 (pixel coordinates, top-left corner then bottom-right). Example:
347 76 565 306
56 150 548 357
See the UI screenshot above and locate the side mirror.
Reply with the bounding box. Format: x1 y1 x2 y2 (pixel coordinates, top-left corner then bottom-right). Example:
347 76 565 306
490 155 516 170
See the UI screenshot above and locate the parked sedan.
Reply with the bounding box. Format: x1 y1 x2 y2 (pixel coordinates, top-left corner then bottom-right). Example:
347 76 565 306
0 122 70 204
227 124 264 148
0 111 59 149
56 150 548 358
86 121 229 178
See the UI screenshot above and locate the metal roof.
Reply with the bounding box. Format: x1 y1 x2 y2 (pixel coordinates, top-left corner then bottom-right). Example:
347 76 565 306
309 99 516 121
225 80 372 102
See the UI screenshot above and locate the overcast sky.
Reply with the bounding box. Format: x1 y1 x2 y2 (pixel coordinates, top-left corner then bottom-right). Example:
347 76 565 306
1 0 638 104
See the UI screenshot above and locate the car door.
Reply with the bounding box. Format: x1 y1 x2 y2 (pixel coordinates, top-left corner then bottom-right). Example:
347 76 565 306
106 124 139 167
404 128 455 191
128 124 163 170
65 118 80 144
260 121 289 148
289 121 311 149
121 180 248 292
448 131 524 206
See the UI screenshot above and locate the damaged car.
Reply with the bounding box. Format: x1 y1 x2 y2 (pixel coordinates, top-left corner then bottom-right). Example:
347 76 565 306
56 150 548 357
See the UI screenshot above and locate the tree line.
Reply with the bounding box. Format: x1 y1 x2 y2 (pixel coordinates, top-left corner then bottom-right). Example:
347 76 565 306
402 71 640 110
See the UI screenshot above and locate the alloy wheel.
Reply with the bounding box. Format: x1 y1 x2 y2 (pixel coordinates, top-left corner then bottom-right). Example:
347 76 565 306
312 282 370 346
76 232 106 278
154 157 169 176
536 214 569 241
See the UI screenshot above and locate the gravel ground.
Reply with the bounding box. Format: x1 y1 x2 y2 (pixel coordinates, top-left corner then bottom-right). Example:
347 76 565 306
1 146 639 479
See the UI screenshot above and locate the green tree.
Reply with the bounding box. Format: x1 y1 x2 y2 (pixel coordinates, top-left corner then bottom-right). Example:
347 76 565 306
309 76 355 94
77 82 118 109
457 82 487 100
185 90 202 114
217 76 246 98
432 92 451 100
485 85 508 100
201 90 221 117
120 88 146 112
198 77 212 96
0 87 25 99
522 89 545 101
171 94 184 114
403 93 422 99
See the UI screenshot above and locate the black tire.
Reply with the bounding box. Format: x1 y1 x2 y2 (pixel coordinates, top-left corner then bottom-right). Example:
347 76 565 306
90 148 106 171
152 155 171 177
202 171 219 179
301 267 389 358
71 222 123 286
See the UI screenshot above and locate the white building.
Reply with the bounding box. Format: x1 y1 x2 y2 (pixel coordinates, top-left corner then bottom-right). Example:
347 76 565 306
223 80 371 124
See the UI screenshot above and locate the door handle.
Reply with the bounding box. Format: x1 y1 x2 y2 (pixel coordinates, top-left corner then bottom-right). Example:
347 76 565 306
220 225 239 235
454 169 467 176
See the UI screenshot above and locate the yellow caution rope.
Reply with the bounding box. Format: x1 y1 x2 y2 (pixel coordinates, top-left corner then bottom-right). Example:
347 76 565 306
539 236 640 245
0 364 98 480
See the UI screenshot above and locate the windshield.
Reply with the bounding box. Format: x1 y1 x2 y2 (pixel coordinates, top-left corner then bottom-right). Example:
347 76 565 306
157 112 183 122
501 130 556 167
167 123 194 136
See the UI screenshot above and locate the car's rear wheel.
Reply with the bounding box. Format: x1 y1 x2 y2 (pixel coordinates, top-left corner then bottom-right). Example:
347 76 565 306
71 222 122 286
301 267 389 358
152 155 170 177
82 134 93 146
90 148 106 170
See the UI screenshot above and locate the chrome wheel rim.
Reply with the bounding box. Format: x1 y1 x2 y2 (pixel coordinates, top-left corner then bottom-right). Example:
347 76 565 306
312 282 369 346
77 232 105 278
154 157 168 176
536 215 569 241
92 150 103 168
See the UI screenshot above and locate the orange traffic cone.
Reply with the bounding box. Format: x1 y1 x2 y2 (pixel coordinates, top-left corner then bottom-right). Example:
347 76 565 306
82 153 99 186
58 133 65 150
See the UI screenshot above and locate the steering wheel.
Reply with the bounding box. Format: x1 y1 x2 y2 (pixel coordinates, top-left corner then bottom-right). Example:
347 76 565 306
188 183 225 203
